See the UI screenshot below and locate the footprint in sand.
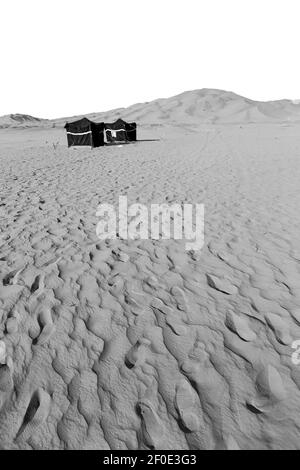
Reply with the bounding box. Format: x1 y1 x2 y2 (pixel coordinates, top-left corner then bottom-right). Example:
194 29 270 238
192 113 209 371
0 284 24 308
125 338 151 368
30 274 45 294
109 276 124 296
265 313 292 345
0 364 13 395
206 274 238 295
16 388 51 443
118 252 130 263
188 340 210 363
138 398 164 449
2 267 24 286
165 315 187 336
33 308 55 346
175 380 200 432
6 309 20 335
6 317 18 334
225 310 256 342
125 290 148 316
247 365 287 412
0 341 6 364
145 276 159 288
0 363 13 412
171 286 188 311
215 434 240 450
151 297 173 315
180 359 202 380
290 308 300 325
28 274 46 312
256 365 287 402
113 249 130 263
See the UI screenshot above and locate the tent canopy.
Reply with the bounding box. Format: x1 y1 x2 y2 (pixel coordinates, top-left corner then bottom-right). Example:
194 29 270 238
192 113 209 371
125 121 137 141
65 118 105 147
104 119 137 142
65 117 137 146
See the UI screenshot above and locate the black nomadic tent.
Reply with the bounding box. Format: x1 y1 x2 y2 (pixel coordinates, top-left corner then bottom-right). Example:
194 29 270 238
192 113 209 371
126 121 137 141
104 118 137 143
64 118 105 147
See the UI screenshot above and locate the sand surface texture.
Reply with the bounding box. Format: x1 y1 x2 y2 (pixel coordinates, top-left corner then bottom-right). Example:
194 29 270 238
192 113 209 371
1 90 300 450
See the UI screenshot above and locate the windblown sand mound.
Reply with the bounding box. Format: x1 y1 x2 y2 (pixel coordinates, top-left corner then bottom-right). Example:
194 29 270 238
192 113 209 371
0 114 48 130
53 89 300 127
2 90 300 130
0 123 300 449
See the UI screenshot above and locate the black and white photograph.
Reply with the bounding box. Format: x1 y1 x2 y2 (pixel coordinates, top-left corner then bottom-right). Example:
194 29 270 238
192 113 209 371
0 0 300 455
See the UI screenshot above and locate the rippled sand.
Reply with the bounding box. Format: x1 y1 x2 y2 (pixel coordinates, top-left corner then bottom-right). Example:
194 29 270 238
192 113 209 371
1 122 300 449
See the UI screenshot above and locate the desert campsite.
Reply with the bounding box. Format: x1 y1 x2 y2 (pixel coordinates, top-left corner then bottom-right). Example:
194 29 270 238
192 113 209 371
64 118 137 147
1 0 300 455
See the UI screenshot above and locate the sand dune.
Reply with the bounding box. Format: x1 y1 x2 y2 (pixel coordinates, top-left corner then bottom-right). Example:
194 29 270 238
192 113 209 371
0 114 49 130
57 89 300 126
1 91 300 449
2 89 300 131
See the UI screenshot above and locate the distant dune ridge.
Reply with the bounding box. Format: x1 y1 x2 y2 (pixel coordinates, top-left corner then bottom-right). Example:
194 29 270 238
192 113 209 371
0 114 49 129
1 89 300 129
1 89 300 450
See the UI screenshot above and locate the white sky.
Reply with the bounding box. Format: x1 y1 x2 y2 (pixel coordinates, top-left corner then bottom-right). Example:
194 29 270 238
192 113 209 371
1 0 300 118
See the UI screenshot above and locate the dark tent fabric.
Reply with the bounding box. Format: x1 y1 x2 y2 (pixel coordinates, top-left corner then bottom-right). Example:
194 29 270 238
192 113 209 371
64 118 105 147
90 121 106 147
104 119 137 143
125 122 137 141
105 119 127 143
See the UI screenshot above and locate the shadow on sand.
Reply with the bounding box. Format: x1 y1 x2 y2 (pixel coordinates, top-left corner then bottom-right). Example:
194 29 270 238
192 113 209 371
104 139 160 146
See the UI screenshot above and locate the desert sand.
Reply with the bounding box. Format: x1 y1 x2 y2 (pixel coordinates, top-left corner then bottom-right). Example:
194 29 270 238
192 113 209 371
1 90 300 450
